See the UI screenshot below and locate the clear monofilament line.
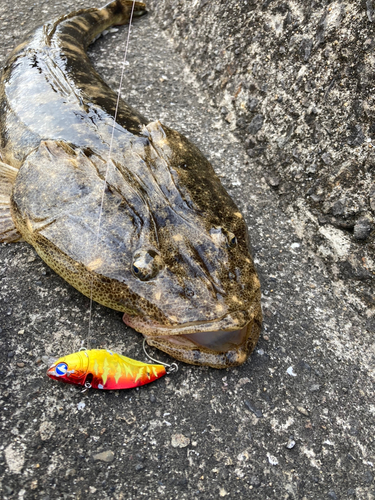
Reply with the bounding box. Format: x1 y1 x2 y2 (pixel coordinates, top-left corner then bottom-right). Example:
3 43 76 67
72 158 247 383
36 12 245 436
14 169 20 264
85 0 137 348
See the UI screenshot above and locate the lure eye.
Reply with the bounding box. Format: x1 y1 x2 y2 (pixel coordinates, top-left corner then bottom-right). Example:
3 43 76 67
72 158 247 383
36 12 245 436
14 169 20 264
55 363 68 376
132 249 163 281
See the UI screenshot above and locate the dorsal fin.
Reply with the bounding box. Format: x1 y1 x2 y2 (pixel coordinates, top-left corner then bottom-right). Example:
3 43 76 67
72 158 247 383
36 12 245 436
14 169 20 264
0 161 22 243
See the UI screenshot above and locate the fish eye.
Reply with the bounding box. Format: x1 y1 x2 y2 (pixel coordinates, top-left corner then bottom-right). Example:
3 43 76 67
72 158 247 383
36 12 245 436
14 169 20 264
210 227 237 248
226 232 237 248
132 250 163 281
55 362 68 377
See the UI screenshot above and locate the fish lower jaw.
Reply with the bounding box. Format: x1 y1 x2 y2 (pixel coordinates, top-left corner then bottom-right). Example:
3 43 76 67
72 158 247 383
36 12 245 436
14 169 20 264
122 302 262 368
145 317 261 369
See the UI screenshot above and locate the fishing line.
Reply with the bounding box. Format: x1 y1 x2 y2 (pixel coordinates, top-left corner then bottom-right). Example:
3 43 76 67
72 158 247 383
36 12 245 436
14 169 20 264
142 339 179 374
85 0 137 349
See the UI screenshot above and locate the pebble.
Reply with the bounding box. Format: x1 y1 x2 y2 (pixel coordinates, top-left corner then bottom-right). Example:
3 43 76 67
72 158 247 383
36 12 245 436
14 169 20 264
296 406 309 416
244 400 263 418
237 377 250 387
331 200 346 216
17 362 25 368
347 124 365 147
267 452 278 466
309 384 320 392
248 114 264 135
135 463 145 472
247 98 259 111
306 163 317 174
39 421 55 441
287 366 297 377
171 433 190 448
267 176 281 188
310 194 321 202
353 218 372 240
321 152 332 165
286 438 296 449
93 450 115 463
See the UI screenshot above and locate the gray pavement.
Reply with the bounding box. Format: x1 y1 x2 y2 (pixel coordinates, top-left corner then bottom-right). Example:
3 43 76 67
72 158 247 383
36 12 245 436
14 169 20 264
0 1 374 499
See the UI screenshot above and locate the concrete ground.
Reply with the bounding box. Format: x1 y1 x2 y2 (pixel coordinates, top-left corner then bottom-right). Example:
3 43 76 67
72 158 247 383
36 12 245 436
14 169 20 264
0 1 374 499
146 0 375 313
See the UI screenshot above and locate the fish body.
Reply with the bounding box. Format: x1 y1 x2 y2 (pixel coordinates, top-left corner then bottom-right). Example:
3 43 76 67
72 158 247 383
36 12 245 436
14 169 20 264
47 349 166 389
0 1 262 368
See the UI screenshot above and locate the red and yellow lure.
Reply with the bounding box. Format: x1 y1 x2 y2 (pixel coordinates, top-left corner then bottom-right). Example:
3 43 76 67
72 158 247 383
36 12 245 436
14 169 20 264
47 348 173 390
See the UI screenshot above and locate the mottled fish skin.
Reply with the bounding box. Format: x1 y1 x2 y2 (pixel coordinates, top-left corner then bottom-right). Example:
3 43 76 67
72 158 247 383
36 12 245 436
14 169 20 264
0 0 262 368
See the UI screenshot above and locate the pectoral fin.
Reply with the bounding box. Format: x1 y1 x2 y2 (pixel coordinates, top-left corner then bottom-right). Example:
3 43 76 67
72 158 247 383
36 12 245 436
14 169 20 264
0 160 21 243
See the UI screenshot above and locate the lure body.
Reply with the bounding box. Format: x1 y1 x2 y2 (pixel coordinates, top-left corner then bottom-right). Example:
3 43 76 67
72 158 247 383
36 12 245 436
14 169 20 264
47 349 166 389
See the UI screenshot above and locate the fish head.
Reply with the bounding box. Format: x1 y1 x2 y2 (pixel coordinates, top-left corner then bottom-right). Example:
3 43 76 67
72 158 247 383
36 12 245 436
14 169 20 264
118 122 262 368
47 351 89 386
15 129 261 370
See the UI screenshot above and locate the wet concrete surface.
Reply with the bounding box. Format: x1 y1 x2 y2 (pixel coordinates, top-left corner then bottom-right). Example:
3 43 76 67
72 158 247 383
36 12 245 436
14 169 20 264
0 1 374 499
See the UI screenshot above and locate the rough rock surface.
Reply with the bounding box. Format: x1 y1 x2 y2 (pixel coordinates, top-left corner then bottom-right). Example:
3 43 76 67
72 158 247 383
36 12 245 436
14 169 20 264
149 0 375 313
0 1 374 499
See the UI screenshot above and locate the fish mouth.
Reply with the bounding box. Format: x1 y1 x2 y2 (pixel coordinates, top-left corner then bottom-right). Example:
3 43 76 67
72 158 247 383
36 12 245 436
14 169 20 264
123 305 262 368
145 319 261 368
149 324 250 352
123 308 253 337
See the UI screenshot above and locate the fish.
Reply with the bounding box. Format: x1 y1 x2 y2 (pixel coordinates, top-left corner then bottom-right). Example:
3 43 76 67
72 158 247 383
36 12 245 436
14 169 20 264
0 0 262 368
46 349 166 389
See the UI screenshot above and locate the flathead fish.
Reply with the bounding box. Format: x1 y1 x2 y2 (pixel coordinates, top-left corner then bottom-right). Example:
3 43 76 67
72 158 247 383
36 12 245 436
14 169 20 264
0 0 262 368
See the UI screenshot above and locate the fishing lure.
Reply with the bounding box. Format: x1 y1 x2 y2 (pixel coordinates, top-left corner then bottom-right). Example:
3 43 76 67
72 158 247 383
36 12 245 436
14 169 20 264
47 346 176 390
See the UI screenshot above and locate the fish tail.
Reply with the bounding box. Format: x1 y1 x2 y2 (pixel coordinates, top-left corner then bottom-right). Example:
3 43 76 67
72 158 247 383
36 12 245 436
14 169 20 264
0 161 21 243
99 0 147 29
44 1 146 49
110 0 147 23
